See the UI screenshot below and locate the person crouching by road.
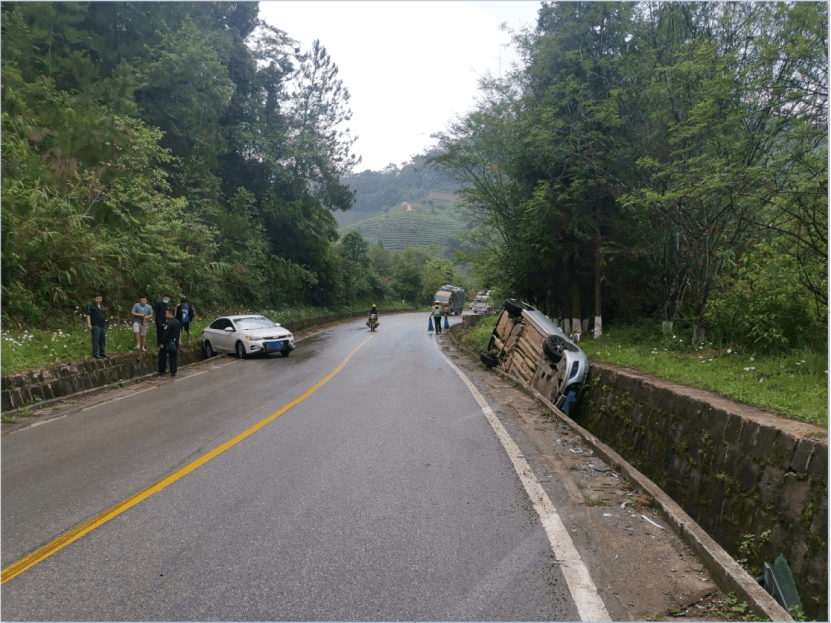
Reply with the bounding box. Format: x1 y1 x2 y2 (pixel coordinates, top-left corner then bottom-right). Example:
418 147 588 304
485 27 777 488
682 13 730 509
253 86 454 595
158 308 181 377
175 297 196 342
131 295 154 352
432 303 443 334
86 293 109 358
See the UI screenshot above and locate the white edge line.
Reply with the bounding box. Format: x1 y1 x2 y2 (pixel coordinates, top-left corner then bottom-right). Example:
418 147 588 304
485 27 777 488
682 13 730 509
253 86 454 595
433 339 611 622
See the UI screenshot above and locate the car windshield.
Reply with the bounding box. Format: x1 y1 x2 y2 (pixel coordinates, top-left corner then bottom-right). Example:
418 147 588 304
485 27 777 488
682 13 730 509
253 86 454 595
234 317 276 330
436 295 450 303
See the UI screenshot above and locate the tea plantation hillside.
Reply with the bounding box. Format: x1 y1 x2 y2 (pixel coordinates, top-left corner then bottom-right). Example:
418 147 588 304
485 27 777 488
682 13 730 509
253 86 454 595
336 198 470 253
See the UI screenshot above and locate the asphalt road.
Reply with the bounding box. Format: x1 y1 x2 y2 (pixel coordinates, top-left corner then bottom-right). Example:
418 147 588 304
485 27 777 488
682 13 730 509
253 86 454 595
2 312 599 621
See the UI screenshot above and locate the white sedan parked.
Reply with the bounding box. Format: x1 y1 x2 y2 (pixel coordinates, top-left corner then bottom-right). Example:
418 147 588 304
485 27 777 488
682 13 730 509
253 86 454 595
201 315 295 359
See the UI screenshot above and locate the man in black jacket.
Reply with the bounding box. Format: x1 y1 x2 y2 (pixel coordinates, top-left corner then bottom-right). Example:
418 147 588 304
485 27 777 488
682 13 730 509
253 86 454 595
85 293 109 358
158 308 181 377
153 295 171 346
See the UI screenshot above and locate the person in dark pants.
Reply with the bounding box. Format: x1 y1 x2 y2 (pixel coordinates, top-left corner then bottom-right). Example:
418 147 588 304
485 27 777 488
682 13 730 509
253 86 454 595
175 297 196 342
158 308 181 377
153 295 171 346
432 303 443 334
85 293 109 358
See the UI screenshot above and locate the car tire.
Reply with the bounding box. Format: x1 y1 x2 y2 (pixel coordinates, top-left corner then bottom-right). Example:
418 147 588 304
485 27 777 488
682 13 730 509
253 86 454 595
235 341 248 359
280 349 291 357
479 351 499 368
543 335 564 363
504 298 524 318
203 341 215 358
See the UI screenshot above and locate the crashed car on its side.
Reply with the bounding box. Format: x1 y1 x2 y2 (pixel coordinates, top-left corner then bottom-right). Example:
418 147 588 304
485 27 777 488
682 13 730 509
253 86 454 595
479 299 589 414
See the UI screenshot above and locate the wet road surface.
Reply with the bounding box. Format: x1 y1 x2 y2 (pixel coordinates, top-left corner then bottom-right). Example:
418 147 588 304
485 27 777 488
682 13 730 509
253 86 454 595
2 313 593 620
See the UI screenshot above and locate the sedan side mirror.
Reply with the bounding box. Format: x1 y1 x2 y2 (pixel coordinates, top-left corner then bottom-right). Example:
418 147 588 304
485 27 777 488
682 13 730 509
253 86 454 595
224 327 234 332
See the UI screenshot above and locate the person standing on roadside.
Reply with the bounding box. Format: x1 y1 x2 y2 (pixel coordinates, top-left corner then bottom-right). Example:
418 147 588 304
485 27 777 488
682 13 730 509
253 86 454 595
432 302 443 334
153 294 171 346
130 295 154 352
175 297 196 342
158 308 181 377
85 293 109 359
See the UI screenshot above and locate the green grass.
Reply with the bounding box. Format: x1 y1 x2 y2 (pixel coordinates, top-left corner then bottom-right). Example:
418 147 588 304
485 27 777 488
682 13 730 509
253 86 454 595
457 315 500 355
455 316 827 427
589 326 827 427
0 300 418 376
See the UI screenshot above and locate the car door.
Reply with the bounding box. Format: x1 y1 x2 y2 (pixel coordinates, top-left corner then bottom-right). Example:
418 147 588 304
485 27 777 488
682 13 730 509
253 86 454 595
208 318 232 352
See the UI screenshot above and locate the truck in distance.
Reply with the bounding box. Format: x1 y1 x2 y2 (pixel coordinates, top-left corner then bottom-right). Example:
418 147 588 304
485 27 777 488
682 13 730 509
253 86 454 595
434 285 465 315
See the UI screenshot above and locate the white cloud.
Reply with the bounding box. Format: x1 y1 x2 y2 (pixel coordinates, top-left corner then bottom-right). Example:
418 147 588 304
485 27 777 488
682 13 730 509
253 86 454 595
258 1 540 171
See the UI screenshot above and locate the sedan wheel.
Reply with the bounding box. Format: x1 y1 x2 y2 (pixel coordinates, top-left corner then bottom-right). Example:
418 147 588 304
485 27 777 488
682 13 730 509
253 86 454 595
236 341 248 359
543 335 564 363
203 341 215 358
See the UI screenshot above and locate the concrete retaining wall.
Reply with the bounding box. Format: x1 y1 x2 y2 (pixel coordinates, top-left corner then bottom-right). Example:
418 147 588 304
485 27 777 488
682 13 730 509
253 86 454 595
577 364 827 620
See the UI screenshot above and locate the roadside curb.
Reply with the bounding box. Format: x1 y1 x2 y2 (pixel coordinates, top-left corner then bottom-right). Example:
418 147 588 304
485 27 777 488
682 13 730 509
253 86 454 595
446 325 793 622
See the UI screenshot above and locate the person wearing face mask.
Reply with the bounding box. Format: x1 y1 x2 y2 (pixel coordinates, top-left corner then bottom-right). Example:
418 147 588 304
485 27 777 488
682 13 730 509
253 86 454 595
158 307 181 377
153 295 171 346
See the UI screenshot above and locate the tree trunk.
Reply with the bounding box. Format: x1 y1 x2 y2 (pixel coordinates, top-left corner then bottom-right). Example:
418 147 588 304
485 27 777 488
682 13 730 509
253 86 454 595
570 281 581 337
693 316 706 345
594 240 603 338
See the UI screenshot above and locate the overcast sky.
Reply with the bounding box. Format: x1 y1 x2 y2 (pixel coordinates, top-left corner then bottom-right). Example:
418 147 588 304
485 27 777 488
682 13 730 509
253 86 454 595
258 1 542 172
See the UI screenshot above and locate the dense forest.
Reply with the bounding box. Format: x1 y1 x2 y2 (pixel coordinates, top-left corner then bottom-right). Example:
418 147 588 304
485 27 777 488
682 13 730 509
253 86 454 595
2 1 826 355
1 1 471 323
431 1 827 352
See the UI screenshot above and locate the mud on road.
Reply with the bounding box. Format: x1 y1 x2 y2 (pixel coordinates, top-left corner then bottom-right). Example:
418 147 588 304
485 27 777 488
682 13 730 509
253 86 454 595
440 335 737 622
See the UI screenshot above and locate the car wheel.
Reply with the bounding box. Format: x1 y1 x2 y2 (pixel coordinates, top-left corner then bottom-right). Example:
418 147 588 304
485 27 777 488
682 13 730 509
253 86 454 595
235 341 248 359
503 298 524 318
203 341 215 358
543 335 564 363
479 351 499 368
280 349 291 357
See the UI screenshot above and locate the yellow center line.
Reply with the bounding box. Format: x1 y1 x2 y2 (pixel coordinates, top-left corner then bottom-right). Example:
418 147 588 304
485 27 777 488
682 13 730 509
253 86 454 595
1 332 380 585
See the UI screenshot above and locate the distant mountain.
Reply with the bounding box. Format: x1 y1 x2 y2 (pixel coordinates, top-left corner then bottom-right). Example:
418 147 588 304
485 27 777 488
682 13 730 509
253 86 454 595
342 152 459 214
336 195 471 255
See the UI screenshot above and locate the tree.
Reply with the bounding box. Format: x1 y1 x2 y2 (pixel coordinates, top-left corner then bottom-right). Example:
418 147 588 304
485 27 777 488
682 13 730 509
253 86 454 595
286 39 360 211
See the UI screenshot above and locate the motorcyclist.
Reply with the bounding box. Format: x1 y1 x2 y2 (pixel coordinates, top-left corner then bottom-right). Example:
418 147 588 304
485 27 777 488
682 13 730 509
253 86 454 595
369 303 378 319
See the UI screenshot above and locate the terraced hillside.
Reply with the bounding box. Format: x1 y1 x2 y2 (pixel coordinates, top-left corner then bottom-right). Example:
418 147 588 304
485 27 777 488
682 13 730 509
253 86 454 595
338 199 470 253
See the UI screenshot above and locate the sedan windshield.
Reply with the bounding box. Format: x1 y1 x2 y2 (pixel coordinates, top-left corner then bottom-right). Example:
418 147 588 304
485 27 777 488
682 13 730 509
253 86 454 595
234 317 277 330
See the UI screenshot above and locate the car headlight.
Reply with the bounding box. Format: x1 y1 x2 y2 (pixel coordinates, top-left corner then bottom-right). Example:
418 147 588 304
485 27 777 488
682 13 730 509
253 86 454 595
245 335 251 341
568 361 580 380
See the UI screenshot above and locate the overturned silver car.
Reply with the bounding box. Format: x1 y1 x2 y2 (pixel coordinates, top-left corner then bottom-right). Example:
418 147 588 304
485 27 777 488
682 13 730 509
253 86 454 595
480 299 589 414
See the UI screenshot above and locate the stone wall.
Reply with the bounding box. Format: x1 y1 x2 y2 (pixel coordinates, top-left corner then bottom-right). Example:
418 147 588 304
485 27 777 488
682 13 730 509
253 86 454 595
577 363 827 620
1 342 206 411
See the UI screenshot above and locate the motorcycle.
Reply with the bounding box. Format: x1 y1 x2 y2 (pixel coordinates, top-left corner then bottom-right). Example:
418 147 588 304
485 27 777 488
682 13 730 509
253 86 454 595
368 313 379 332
